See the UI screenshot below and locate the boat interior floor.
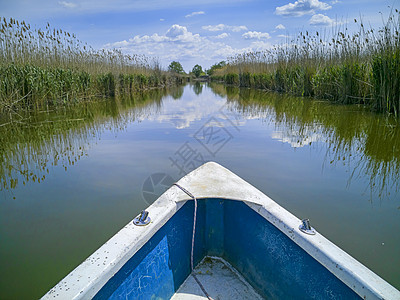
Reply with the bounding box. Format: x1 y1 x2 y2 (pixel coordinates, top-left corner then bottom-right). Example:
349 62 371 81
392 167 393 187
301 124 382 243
171 256 264 300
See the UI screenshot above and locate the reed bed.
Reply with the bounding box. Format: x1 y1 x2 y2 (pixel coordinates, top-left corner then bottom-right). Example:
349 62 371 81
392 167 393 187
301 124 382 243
0 18 183 113
212 10 400 116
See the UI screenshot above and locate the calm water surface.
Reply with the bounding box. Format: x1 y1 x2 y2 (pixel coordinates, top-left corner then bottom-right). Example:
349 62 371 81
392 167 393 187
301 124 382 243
1 83 399 298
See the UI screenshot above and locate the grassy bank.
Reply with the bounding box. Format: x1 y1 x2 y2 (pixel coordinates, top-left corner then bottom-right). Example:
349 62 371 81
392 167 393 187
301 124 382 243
0 18 183 113
211 10 400 116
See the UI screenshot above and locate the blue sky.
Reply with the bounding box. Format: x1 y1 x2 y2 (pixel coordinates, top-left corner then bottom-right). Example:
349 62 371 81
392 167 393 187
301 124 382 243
1 0 399 72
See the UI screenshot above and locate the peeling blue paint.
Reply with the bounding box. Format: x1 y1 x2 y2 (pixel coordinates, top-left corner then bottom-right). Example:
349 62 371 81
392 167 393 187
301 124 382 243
223 200 360 299
94 199 360 299
94 201 206 300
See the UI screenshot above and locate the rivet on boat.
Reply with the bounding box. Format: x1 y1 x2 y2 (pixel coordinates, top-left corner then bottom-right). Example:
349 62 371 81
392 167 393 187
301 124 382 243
133 210 151 226
299 218 316 235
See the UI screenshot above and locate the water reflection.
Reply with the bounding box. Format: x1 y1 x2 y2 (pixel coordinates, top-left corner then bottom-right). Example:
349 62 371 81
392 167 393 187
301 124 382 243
140 84 226 129
170 85 184 100
1 83 400 299
209 83 400 198
0 89 176 193
2 83 399 199
192 82 203 95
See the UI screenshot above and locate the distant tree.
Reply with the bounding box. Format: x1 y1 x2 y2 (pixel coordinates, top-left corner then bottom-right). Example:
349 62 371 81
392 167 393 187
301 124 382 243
168 61 185 74
192 64 203 78
206 61 226 76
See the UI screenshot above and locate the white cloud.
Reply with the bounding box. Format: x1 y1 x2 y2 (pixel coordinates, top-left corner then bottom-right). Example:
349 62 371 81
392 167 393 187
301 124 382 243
166 24 188 37
277 34 290 38
215 33 229 39
185 11 205 18
249 41 272 51
164 24 201 43
202 24 248 32
58 1 77 8
112 40 130 47
275 0 331 17
203 24 225 31
309 14 335 26
103 24 259 70
211 44 249 58
129 33 168 43
275 24 286 30
230 25 248 32
242 31 271 40
160 18 165 22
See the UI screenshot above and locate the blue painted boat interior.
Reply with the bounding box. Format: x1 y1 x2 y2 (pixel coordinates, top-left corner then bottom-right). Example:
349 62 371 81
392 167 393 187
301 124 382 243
94 199 361 299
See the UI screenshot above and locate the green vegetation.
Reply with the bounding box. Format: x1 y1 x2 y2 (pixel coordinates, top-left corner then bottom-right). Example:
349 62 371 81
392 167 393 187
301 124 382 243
0 18 183 113
206 61 226 76
168 61 185 74
191 64 203 78
211 10 400 116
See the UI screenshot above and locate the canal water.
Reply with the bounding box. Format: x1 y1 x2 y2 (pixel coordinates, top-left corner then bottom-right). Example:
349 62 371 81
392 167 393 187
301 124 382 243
1 83 399 298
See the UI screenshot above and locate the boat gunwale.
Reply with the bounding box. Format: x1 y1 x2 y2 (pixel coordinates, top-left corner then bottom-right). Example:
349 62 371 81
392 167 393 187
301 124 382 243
42 162 400 300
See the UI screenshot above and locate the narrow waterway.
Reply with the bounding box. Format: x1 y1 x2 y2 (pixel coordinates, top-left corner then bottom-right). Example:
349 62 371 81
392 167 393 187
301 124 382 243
1 83 399 299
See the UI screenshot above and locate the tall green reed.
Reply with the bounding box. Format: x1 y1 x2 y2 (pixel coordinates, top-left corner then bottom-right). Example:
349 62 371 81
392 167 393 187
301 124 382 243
212 10 400 115
0 18 182 113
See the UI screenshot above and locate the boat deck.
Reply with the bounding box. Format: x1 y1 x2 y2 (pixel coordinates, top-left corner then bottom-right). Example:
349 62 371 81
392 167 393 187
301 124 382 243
171 257 264 300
